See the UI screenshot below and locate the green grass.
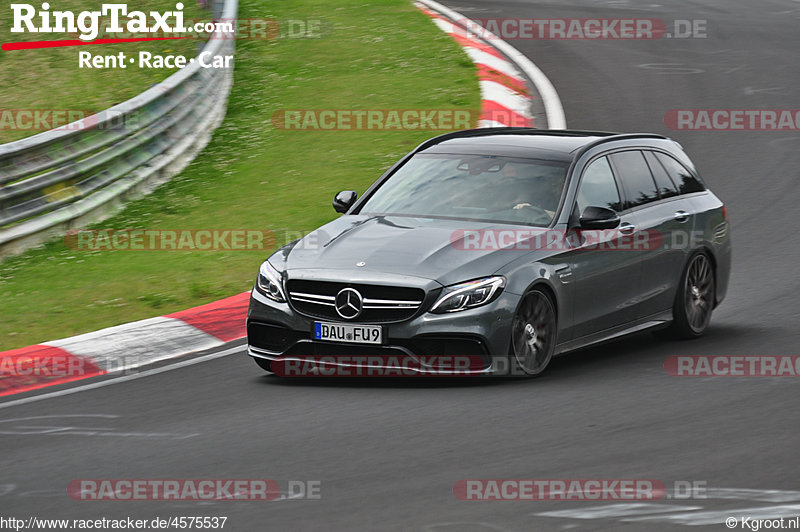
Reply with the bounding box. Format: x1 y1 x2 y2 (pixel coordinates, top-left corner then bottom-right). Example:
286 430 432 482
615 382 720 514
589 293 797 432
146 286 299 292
0 0 480 350
0 0 211 143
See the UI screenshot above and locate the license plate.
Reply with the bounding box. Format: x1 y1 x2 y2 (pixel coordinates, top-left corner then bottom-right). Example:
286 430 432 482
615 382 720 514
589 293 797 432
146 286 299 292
313 322 382 344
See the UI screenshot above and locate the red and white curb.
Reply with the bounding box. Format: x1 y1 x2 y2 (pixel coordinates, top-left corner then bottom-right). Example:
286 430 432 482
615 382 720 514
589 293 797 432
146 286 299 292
415 0 566 129
0 292 250 397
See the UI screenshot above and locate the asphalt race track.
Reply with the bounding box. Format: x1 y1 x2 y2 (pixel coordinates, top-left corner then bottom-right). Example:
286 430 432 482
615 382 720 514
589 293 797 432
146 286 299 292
2 1 799 530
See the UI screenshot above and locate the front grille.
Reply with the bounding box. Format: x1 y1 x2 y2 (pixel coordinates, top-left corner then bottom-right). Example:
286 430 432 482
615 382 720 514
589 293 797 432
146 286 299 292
286 280 425 323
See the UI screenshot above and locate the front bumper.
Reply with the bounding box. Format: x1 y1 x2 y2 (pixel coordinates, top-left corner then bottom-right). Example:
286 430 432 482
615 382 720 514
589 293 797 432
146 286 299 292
246 286 520 375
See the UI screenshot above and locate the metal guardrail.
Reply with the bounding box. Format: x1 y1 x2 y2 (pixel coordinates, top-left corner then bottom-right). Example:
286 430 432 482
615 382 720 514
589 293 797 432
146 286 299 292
0 0 238 258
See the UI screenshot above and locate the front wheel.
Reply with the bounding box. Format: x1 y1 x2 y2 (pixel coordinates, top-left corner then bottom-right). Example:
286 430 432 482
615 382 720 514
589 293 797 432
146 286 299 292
671 252 716 338
510 289 557 377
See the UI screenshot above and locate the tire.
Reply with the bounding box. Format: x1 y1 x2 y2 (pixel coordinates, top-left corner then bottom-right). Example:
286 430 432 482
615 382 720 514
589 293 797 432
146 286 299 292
510 289 557 377
670 252 716 339
253 357 274 373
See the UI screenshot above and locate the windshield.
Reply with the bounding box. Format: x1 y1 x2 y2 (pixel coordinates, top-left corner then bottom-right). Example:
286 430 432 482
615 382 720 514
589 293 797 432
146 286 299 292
359 154 569 226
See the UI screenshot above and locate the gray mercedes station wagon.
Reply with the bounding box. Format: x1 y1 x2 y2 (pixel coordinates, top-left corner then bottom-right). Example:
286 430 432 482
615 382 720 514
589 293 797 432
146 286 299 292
247 128 731 377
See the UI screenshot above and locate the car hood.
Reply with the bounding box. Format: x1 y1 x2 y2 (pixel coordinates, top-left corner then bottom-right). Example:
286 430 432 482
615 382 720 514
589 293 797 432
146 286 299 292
274 215 544 286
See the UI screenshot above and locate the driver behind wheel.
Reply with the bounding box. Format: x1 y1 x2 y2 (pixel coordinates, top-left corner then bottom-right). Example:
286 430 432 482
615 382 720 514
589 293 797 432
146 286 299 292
501 163 563 222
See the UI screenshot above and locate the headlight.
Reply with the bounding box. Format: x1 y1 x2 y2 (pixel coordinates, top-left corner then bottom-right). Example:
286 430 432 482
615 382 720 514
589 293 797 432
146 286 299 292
430 276 505 313
257 260 286 302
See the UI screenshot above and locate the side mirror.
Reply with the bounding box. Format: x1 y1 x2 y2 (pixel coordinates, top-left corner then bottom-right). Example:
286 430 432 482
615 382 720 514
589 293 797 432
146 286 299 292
579 206 620 229
333 190 358 213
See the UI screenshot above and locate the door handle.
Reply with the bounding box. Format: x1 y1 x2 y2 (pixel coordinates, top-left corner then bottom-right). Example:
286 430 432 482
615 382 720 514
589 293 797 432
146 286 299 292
674 210 689 223
619 222 636 235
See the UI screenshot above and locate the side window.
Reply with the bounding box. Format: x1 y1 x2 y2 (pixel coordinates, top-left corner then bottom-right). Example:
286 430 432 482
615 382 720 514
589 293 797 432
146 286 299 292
610 151 659 209
654 152 705 194
576 156 622 214
643 151 679 199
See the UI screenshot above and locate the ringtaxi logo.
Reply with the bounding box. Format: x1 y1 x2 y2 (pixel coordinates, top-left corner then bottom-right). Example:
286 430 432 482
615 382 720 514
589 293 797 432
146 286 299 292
10 3 192 42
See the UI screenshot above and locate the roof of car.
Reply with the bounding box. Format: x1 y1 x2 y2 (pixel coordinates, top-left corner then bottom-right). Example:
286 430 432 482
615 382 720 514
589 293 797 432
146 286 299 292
416 128 669 161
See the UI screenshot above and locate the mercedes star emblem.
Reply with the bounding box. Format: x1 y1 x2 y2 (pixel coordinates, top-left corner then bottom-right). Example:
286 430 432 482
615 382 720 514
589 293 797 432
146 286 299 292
334 288 363 319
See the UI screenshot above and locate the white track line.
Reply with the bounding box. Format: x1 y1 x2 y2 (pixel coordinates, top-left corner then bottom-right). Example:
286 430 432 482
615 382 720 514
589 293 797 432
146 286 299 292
417 0 567 129
0 345 242 410
535 503 703 519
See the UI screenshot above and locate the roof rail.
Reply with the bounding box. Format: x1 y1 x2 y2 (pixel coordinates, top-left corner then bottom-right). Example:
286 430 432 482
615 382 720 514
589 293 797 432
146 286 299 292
412 128 670 158
413 127 649 152
572 133 670 157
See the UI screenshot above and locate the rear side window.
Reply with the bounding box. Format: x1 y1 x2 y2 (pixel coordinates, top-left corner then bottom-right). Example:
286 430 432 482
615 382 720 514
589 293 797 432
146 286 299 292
653 152 705 194
576 156 622 213
610 151 659 209
643 151 679 198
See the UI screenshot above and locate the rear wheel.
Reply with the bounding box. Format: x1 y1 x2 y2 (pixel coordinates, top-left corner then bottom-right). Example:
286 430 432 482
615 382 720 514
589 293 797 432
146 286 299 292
510 289 557 377
253 357 273 373
671 252 716 338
